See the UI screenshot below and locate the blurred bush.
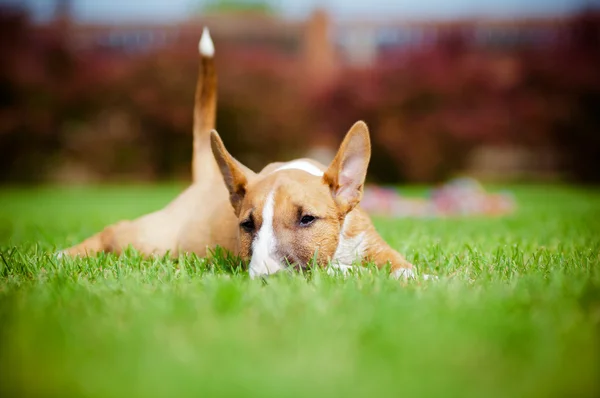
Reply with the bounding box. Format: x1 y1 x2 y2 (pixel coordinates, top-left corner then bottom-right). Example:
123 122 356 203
314 12 600 183
0 6 598 184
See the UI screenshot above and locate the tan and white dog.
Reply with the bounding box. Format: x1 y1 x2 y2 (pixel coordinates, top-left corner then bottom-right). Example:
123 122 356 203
60 28 415 279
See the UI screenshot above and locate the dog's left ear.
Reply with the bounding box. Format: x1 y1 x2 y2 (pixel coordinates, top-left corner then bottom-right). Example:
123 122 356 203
210 130 255 215
323 121 371 214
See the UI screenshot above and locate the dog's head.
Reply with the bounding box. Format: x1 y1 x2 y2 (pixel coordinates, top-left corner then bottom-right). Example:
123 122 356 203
210 121 371 278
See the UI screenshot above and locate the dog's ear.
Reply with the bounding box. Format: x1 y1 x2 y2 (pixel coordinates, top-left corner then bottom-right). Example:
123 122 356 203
210 130 255 215
323 121 371 215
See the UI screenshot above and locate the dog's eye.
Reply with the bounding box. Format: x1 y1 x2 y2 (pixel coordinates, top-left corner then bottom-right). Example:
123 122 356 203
299 215 316 226
240 219 255 233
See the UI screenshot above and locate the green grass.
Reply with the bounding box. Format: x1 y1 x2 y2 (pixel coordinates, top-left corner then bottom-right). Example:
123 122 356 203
1 184 599 398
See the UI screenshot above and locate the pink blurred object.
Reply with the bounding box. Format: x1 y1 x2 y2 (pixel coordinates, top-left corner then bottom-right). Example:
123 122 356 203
361 178 516 218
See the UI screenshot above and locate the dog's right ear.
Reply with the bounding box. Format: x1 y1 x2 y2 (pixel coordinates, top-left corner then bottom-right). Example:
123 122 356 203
210 130 255 215
323 121 371 215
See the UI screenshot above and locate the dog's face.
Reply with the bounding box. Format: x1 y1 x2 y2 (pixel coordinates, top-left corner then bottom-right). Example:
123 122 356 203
211 121 371 278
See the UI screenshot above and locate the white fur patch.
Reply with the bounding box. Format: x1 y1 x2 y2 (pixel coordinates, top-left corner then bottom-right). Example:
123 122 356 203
391 268 416 280
275 161 324 177
327 262 353 276
248 190 285 278
331 215 366 272
199 27 214 57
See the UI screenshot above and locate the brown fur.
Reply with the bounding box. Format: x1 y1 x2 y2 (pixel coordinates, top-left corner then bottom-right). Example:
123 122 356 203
60 30 413 277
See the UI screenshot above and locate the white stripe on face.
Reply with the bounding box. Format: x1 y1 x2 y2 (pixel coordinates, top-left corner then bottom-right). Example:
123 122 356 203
275 161 324 177
248 189 286 278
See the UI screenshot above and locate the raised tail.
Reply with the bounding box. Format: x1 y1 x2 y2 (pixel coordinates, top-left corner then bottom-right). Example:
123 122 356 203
192 27 219 183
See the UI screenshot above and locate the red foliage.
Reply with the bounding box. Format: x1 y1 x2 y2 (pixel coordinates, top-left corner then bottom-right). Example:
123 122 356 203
1 6 598 183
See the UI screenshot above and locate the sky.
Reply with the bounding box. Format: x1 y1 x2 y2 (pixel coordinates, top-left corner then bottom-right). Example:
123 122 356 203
10 0 600 23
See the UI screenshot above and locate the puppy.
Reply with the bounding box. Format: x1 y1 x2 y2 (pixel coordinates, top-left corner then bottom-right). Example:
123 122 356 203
60 28 415 279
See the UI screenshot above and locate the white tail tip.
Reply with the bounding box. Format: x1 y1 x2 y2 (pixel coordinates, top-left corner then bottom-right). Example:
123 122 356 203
199 27 214 57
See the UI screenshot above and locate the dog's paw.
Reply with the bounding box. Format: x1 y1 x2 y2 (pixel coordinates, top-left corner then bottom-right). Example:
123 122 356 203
326 263 353 277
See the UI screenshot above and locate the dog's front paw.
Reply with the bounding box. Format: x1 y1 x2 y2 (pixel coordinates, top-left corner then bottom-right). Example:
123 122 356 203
326 262 353 277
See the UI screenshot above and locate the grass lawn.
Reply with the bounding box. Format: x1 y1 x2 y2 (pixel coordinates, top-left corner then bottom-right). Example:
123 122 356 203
0 184 599 398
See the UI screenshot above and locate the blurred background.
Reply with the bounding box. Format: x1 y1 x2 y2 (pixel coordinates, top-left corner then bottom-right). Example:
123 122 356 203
1 0 599 185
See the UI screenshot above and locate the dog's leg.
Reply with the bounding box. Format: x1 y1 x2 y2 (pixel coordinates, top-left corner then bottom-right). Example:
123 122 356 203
386 251 416 280
360 225 415 279
58 221 130 257
58 231 105 257
367 239 438 281
59 205 187 257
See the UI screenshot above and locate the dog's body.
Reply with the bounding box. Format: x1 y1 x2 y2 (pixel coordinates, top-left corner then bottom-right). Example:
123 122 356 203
61 29 414 279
